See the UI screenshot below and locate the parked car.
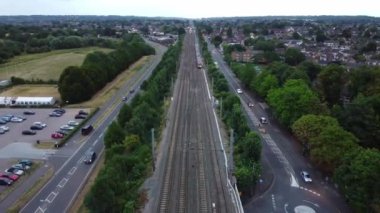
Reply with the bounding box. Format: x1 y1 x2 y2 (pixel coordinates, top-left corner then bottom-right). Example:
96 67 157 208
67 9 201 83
0 177 13 186
67 120 79 126
10 117 23 123
19 159 33 167
5 167 24 176
78 110 88 115
30 125 44 130
129 89 135 94
0 119 7 124
53 109 66 114
75 114 87 119
33 122 47 128
56 130 69 136
300 171 312 183
23 111 35 115
49 112 62 117
17 115 27 120
0 172 19 181
0 129 5 134
51 132 64 139
11 164 30 170
60 125 75 131
0 126 9 132
83 150 96 164
22 130 36 135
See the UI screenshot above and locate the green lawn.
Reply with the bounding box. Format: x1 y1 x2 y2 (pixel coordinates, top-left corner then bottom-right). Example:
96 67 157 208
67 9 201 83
0 47 113 81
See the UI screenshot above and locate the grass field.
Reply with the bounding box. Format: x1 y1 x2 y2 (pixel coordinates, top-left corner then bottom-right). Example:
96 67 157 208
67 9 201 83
0 85 60 99
0 47 113 81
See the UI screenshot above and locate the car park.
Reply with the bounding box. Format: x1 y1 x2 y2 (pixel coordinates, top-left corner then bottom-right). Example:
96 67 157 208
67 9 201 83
5 167 24 176
30 125 44 130
51 132 64 139
0 126 9 132
0 172 19 181
0 177 13 186
60 125 75 131
22 130 37 135
23 111 35 115
83 150 96 164
67 120 79 126
300 171 312 183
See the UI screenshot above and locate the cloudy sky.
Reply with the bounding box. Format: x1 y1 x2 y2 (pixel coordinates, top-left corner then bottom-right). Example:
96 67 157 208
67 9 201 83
0 0 379 18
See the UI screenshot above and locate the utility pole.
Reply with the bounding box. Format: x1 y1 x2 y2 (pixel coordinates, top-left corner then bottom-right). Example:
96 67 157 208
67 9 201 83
229 129 234 177
220 98 223 118
151 128 155 171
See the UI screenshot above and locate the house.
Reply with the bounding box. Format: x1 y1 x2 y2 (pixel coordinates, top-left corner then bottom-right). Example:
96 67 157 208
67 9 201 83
0 97 56 107
231 49 263 63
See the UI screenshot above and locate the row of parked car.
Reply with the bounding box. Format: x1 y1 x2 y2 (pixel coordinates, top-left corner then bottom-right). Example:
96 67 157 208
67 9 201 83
0 160 33 186
0 111 36 134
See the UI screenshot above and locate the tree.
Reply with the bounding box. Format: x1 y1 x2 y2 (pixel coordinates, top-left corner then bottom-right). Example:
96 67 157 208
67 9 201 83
237 131 262 162
284 48 306 66
118 104 133 128
309 125 358 173
104 122 126 148
334 148 380 213
227 27 233 38
316 31 327 42
252 72 279 98
212 35 223 47
316 64 346 107
267 79 325 127
298 61 322 82
292 115 339 144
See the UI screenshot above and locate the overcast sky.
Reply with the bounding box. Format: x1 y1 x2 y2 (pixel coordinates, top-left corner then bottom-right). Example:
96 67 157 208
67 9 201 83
0 0 379 18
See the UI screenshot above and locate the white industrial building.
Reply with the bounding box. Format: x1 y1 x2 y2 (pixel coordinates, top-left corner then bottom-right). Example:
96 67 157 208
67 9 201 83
0 97 56 106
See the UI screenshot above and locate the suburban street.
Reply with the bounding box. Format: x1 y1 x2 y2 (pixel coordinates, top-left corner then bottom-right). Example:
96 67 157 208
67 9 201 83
206 38 352 213
19 41 167 213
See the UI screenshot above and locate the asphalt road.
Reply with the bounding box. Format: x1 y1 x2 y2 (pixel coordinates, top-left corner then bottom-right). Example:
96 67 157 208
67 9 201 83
205 39 351 213
20 41 167 213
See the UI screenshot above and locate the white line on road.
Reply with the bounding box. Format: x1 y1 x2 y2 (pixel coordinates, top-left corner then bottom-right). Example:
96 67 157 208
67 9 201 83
93 139 99 146
303 199 320 208
58 178 68 188
68 166 77 175
291 174 299 188
98 132 104 138
45 192 57 203
34 206 46 213
271 194 277 211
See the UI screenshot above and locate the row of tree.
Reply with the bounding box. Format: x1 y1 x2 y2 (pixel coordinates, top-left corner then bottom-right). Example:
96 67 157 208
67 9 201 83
85 38 182 212
229 57 380 211
199 31 262 197
58 33 155 103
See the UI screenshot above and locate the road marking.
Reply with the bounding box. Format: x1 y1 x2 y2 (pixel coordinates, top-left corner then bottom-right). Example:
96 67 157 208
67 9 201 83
68 166 77 175
45 192 57 203
93 139 99 146
34 206 46 213
271 194 277 211
284 203 289 213
299 186 321 196
58 178 68 188
99 132 104 138
77 156 85 164
291 174 299 187
303 200 320 208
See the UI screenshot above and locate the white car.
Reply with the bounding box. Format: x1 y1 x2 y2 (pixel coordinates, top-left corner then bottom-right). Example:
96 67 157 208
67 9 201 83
260 117 268 124
10 117 23 123
248 103 254 107
33 122 47 128
67 120 79 126
237 89 243 94
0 126 9 132
300 171 312 183
5 168 24 176
60 125 75 131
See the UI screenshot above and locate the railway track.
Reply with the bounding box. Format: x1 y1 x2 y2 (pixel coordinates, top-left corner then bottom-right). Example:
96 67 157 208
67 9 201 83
156 29 235 213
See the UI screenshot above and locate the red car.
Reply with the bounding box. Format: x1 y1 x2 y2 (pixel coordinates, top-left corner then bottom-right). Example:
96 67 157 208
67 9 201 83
0 172 19 181
51 132 64 139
